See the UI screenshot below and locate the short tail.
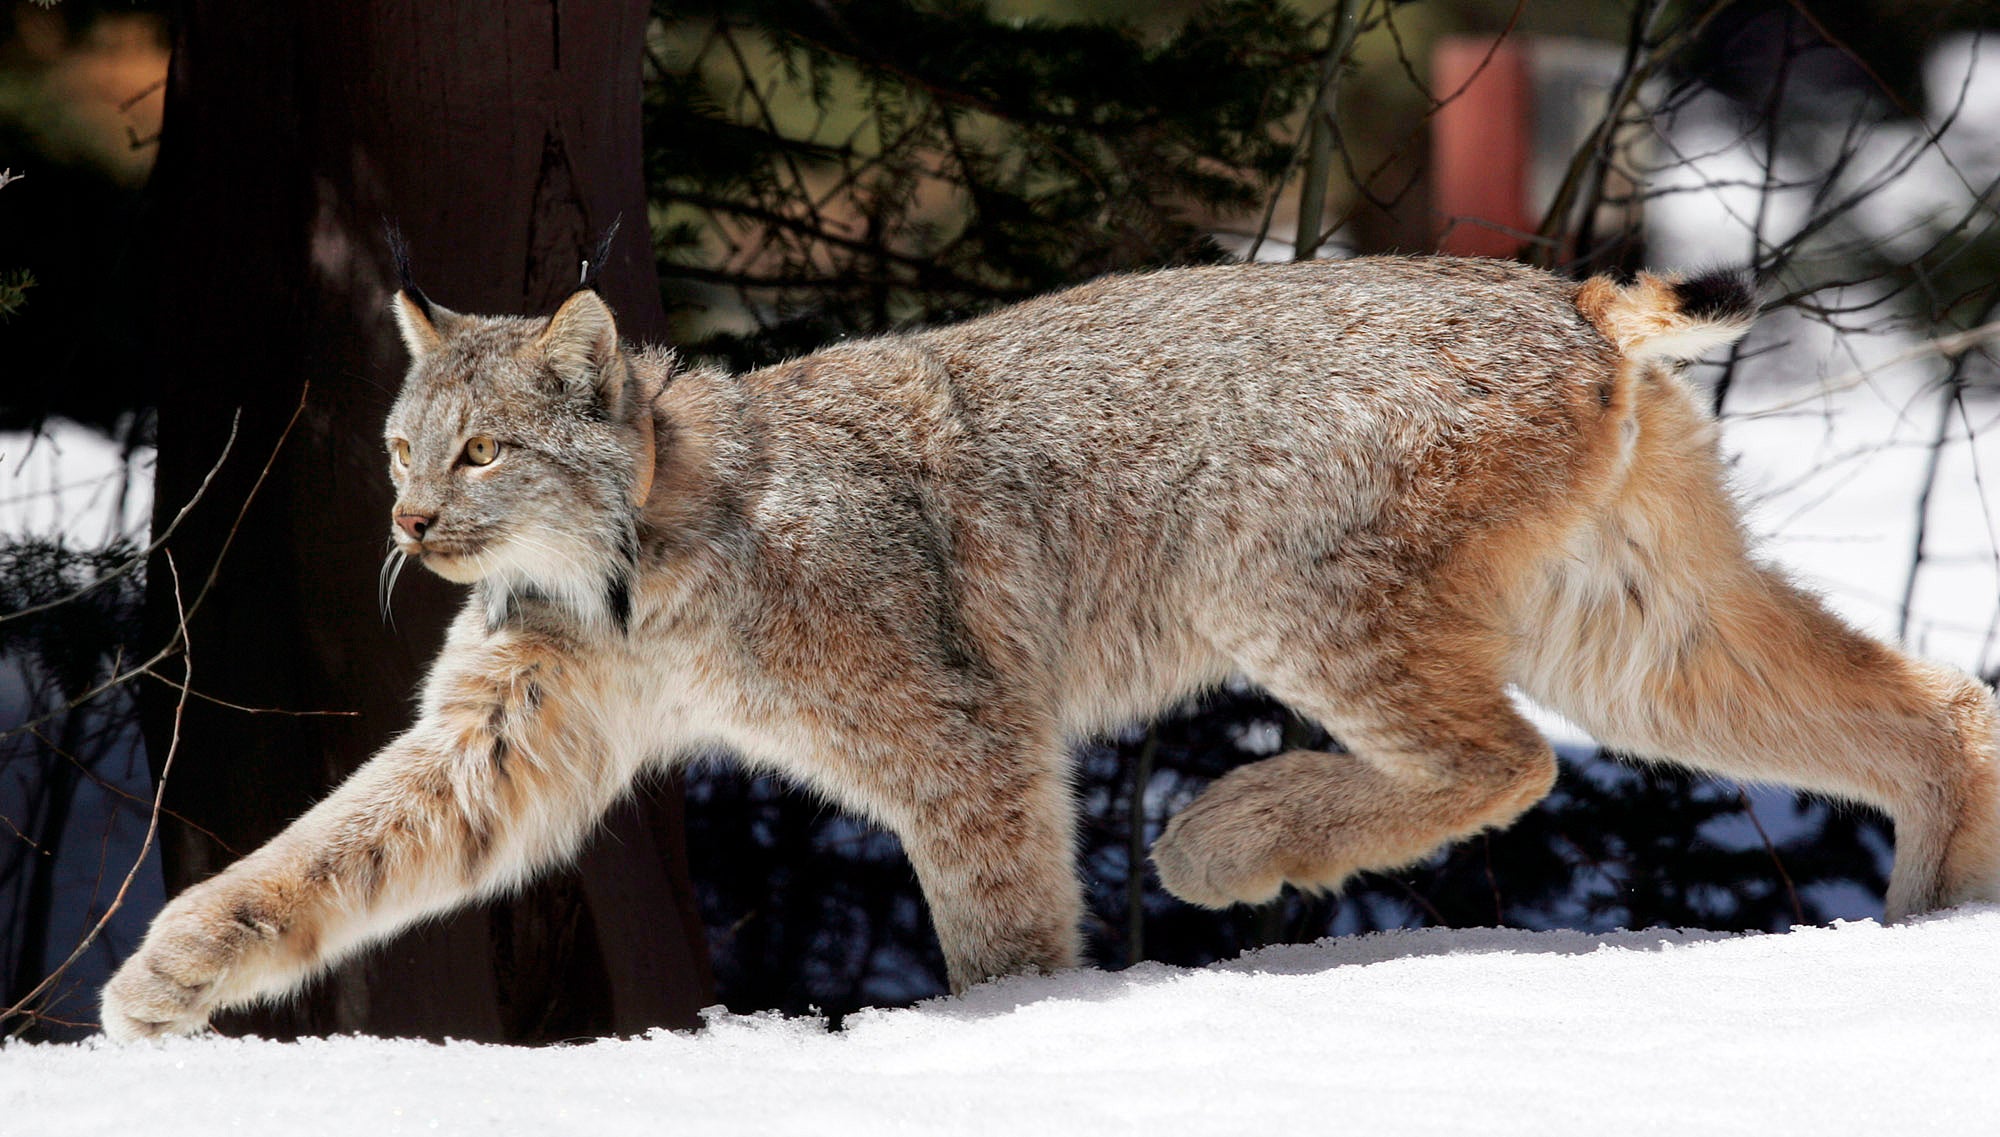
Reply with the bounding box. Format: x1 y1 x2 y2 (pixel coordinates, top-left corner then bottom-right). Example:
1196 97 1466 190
1574 268 1757 364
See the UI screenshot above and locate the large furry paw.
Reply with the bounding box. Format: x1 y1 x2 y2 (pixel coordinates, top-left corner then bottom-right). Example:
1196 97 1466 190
100 882 274 1042
1151 752 1366 909
1151 775 1299 909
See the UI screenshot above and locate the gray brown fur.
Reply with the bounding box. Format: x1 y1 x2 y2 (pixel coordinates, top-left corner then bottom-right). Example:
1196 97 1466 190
101 256 2000 1040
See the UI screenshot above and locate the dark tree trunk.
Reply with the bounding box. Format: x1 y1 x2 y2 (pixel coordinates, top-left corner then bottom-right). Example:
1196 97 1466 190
139 1 711 1042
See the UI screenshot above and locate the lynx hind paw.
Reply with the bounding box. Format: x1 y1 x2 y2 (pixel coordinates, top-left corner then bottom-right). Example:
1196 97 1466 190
1151 754 1375 909
1151 799 1288 910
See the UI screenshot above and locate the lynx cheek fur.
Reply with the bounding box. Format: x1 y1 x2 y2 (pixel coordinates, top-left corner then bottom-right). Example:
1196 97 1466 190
102 257 2000 1041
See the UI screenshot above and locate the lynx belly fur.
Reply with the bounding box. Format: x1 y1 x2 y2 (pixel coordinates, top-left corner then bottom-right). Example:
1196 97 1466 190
102 257 2000 1039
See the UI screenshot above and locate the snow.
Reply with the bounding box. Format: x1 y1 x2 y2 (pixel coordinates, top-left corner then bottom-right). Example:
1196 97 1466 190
1724 325 2000 674
7 909 1998 1135
0 416 152 544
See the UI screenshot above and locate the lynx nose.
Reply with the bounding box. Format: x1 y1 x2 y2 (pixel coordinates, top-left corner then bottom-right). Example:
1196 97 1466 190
395 511 436 541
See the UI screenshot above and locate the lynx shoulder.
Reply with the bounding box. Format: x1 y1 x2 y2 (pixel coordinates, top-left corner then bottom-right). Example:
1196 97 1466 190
102 256 2000 1040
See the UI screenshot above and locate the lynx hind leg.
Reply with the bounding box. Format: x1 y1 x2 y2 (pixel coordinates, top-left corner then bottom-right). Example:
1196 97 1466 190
1154 638 1556 909
1516 540 2000 921
873 739 1085 992
1509 386 2000 920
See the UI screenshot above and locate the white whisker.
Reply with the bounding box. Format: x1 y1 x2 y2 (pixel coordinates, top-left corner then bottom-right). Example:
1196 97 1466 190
377 547 410 627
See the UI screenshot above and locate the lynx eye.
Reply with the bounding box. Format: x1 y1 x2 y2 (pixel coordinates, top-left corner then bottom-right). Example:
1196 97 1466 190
391 438 411 467
463 436 500 467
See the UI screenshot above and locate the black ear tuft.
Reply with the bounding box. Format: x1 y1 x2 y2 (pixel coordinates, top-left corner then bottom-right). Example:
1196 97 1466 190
384 220 435 320
1671 268 1757 323
579 215 622 292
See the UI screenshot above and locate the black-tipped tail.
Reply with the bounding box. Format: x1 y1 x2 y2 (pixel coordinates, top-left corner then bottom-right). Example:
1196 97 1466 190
1670 268 1757 324
1576 267 1759 363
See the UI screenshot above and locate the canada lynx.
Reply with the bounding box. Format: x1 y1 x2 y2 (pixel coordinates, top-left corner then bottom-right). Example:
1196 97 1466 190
102 256 2000 1040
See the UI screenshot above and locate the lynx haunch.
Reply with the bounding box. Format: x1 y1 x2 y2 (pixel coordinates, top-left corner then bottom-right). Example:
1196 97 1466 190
102 256 2000 1040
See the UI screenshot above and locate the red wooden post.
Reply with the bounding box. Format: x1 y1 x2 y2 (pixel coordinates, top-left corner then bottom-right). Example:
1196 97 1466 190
1432 37 1534 258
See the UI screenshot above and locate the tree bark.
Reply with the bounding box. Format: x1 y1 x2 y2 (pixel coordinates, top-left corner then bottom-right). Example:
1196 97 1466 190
140 0 711 1042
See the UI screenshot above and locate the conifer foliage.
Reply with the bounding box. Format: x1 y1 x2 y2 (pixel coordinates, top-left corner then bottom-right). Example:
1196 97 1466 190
644 0 1314 366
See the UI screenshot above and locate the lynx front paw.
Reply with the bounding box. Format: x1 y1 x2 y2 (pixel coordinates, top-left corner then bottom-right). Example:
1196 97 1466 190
100 884 276 1042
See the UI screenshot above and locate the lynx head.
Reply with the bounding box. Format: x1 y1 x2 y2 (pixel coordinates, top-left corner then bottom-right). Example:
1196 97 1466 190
382 283 656 633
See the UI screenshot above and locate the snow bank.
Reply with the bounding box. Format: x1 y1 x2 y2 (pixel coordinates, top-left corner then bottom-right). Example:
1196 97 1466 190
9 909 1998 1136
0 418 151 544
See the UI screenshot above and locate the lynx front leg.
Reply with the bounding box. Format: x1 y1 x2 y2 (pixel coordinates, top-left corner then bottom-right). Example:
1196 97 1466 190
880 747 1084 992
101 637 632 1040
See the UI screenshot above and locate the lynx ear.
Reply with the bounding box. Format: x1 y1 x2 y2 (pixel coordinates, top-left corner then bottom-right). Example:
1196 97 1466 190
384 223 455 360
391 290 450 359
538 289 622 399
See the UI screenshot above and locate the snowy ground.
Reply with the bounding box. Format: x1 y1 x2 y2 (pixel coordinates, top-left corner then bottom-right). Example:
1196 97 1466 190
8 909 1999 1135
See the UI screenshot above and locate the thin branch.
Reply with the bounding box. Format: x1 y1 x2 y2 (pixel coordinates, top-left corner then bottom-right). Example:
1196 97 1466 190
24 725 240 858
1896 302 1994 642
1124 727 1159 966
1292 0 1362 261
2 554 190 1036
116 77 166 114
138 668 359 719
1247 0 1529 261
0 387 305 746
0 413 239 628
1530 0 1733 269
0 810 45 853
1736 789 1804 927
1727 320 2000 422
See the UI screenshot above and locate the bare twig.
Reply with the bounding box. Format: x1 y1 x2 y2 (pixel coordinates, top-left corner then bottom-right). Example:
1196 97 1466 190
23 725 239 858
1246 0 1529 262
1292 0 1362 262
1736 789 1804 927
138 667 358 719
1727 320 2000 422
0 388 304 746
1895 291 1999 644
116 77 166 114
0 810 45 852
1124 727 1159 966
1530 0 1734 269
1385 873 1447 927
